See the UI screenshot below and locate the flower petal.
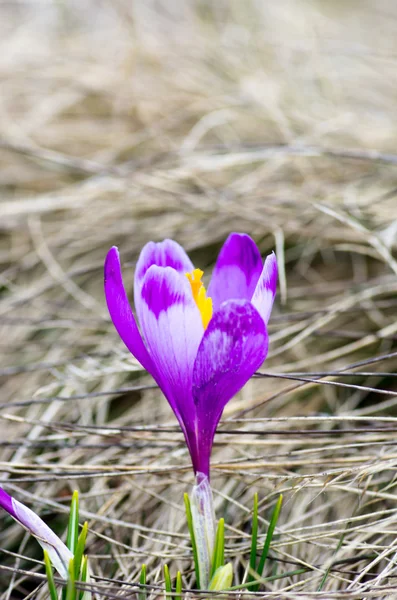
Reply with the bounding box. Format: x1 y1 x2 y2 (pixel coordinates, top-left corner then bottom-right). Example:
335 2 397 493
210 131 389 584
207 233 263 311
104 247 156 375
12 498 73 579
139 265 204 465
251 252 278 325
0 487 73 579
134 239 194 301
0 486 14 516
192 300 268 476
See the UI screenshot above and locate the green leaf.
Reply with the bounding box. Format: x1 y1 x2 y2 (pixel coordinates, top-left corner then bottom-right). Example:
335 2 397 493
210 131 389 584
66 491 80 554
79 556 90 600
163 564 172 599
65 558 76 600
209 563 233 590
317 517 352 591
44 550 59 600
175 571 182 600
138 564 147 600
247 493 258 585
184 492 200 588
230 566 308 591
252 494 283 592
74 522 88 579
210 518 225 579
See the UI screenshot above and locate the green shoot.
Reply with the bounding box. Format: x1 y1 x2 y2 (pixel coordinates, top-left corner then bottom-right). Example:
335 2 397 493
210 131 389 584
163 564 172 598
74 522 88 579
65 558 76 600
230 566 309 591
184 492 200 588
210 518 225 579
251 494 283 592
317 517 352 591
61 491 90 600
79 556 90 600
175 571 182 600
44 550 59 600
248 492 258 586
139 564 147 600
66 491 80 554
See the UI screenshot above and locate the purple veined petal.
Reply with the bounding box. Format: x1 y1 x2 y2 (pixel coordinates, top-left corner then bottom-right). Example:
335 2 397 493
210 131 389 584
207 233 263 312
134 239 194 317
104 247 158 377
138 264 204 468
192 300 268 477
0 487 73 579
251 252 278 325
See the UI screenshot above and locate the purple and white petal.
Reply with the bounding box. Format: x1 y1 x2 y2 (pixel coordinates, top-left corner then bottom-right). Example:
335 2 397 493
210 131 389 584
134 239 194 310
251 252 278 325
207 233 263 311
192 300 268 476
104 247 157 376
0 487 73 579
139 265 204 465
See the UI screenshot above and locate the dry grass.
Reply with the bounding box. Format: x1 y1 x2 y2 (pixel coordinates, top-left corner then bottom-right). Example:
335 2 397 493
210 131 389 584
1 1 397 598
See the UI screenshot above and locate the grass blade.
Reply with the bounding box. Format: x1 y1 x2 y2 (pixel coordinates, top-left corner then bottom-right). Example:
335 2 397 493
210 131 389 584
230 567 309 591
210 518 225 579
317 517 352 591
79 556 90 600
74 522 88 579
247 493 258 585
139 564 147 600
65 558 76 600
184 492 200 588
163 564 172 599
253 494 283 592
175 571 182 600
66 491 79 554
44 550 59 600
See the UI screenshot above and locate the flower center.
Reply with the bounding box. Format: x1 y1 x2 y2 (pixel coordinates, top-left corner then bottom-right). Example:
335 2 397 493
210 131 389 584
186 268 213 329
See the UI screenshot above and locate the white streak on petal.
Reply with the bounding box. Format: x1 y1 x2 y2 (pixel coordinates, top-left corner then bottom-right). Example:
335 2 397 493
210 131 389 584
138 266 203 443
251 252 278 325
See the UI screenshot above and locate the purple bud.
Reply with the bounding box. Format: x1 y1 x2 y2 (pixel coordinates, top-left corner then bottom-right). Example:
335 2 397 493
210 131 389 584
0 487 73 579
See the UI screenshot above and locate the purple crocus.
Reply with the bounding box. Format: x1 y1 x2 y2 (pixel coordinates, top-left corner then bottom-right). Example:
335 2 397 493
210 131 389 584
0 486 73 579
104 233 277 478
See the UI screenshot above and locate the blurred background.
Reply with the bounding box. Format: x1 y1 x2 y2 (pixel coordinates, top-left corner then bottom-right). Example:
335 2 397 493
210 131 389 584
1 1 397 597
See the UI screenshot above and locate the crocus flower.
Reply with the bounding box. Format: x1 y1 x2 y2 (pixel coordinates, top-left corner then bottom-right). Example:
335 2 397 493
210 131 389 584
104 233 277 478
0 486 73 579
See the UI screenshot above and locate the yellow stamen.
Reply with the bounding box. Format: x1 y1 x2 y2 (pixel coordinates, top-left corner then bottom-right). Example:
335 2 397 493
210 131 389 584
186 268 213 329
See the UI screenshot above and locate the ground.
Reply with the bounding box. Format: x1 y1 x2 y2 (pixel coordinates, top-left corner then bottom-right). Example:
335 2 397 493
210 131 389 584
1 1 397 598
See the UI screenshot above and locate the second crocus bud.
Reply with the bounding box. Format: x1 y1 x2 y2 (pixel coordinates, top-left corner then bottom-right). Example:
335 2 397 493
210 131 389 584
209 563 233 590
